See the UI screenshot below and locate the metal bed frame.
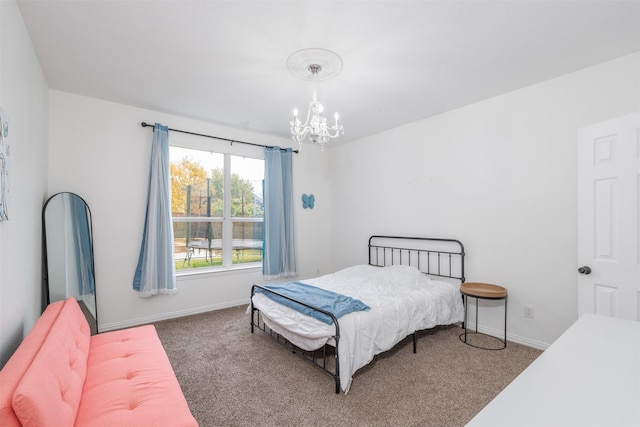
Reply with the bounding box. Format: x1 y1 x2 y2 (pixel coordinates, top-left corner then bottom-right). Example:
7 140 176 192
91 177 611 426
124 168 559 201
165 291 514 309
250 235 465 394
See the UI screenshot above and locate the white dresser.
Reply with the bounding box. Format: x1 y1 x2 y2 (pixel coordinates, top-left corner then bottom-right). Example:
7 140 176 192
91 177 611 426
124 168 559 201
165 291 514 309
467 313 640 427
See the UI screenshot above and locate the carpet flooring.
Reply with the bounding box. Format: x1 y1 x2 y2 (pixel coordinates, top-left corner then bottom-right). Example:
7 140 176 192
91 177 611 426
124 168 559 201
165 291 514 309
154 305 542 427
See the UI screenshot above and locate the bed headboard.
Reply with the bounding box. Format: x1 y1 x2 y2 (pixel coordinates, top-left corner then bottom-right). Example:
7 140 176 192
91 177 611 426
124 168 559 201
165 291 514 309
368 236 465 282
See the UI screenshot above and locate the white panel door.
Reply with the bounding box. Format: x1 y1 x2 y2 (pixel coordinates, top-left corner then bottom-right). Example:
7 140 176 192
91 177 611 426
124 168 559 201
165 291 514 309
578 112 640 321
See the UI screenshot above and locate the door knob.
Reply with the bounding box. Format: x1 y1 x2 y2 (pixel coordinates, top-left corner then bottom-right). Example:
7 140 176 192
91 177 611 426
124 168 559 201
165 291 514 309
578 266 592 275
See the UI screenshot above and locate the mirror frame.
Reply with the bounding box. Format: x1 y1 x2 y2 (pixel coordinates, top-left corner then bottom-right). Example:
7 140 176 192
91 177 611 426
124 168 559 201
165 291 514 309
43 192 98 334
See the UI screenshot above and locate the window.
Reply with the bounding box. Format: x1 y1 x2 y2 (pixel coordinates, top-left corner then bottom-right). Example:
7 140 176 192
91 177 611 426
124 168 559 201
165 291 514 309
170 146 264 273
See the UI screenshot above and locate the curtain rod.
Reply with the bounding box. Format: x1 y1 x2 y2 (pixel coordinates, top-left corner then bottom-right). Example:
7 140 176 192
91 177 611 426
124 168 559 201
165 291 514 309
140 122 298 154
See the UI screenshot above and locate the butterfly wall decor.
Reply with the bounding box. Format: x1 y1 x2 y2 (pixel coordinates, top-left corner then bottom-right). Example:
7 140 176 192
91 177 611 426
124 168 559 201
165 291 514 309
302 193 315 209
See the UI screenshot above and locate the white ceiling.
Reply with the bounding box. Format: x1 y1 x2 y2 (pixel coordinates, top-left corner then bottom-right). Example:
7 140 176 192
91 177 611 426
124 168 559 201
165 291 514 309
17 1 640 144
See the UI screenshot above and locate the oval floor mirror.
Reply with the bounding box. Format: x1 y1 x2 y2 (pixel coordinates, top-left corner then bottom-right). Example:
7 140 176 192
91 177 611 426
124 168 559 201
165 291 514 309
43 192 98 334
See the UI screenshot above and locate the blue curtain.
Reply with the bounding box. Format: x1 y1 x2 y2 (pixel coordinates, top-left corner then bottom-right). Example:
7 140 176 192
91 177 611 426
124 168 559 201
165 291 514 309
263 146 297 277
69 194 95 295
133 123 176 297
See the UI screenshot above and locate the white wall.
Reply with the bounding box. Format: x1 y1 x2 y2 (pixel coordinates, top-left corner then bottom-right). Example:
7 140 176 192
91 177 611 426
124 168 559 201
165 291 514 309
328 52 640 348
0 0 49 366
2 0 637 360
48 91 332 331
42 53 640 345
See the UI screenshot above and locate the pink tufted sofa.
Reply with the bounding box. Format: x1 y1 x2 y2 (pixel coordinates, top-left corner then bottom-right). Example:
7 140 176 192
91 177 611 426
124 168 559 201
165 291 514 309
0 297 198 427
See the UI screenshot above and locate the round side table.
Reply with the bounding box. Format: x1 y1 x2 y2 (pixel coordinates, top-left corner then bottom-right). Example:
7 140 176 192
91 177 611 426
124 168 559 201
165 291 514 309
459 282 508 350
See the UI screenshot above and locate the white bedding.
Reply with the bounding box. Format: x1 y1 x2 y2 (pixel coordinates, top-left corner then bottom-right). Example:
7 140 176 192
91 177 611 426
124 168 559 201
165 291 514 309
251 264 464 393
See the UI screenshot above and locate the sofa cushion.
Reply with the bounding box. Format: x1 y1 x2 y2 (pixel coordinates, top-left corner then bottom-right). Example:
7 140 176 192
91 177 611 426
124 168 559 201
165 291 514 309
12 297 90 427
0 301 65 427
75 324 197 426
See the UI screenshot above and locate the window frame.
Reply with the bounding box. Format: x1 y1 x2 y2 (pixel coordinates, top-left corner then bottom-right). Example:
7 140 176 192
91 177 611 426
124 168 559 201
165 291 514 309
170 143 264 276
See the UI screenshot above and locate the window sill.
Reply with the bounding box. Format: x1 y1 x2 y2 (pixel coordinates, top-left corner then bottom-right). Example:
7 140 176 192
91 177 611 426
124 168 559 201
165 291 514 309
176 263 262 281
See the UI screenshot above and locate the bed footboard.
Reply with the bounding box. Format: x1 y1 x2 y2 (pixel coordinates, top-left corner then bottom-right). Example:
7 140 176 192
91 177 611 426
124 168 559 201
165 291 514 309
250 284 341 394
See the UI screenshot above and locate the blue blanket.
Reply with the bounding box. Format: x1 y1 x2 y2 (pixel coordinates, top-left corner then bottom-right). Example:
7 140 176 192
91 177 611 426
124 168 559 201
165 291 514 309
254 281 370 325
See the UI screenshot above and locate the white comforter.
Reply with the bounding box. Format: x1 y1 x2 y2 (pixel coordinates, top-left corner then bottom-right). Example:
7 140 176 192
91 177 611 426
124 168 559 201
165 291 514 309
251 264 464 393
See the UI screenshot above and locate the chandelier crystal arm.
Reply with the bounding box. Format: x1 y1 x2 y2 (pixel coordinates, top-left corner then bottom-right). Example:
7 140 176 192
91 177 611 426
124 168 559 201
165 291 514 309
290 88 343 150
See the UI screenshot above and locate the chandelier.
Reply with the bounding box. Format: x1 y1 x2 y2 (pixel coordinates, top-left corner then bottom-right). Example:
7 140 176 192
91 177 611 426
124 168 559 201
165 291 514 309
287 49 344 150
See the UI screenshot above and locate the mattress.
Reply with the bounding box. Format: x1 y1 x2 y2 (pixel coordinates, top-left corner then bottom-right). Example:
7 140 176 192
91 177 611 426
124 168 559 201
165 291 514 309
251 264 464 393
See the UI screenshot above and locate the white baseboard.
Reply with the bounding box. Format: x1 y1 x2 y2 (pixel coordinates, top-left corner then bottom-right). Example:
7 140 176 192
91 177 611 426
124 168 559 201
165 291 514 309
98 298 249 332
465 322 549 350
99 303 550 351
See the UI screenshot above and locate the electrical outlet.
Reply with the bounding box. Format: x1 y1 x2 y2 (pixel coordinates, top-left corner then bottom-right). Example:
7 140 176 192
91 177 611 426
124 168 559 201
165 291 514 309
524 305 535 319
